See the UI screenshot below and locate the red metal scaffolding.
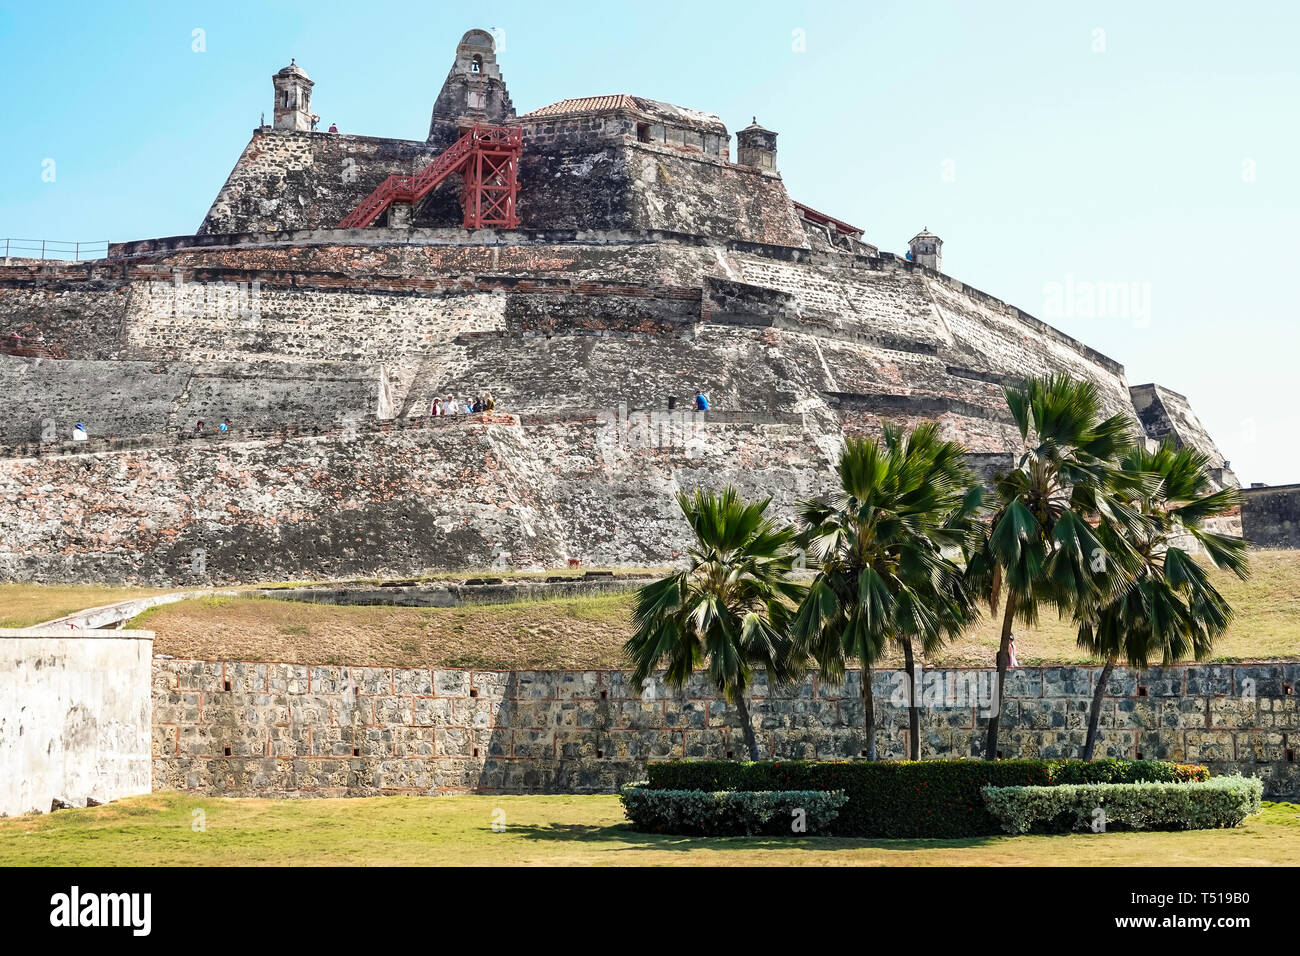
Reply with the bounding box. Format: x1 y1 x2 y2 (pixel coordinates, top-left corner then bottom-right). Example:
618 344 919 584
339 124 522 229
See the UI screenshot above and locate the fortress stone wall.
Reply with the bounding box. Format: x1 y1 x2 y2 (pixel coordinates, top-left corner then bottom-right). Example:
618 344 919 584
0 412 826 584
200 130 442 236
0 411 822 583
151 658 1300 798
0 230 1242 582
1241 484 1300 549
0 28 1252 585
0 235 1145 425
199 121 806 249
0 356 378 445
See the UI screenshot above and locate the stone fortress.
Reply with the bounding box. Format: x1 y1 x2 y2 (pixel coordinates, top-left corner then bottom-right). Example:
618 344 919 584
4 29 1299 809
0 28 1276 587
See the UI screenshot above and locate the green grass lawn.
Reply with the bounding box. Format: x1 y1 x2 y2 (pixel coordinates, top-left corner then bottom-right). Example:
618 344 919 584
1 793 1296 867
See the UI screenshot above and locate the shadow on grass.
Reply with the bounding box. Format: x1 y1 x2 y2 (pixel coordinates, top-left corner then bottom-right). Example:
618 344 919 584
496 821 1002 852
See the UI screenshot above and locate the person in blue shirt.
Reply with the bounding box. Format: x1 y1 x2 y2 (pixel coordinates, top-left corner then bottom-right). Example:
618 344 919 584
695 390 709 411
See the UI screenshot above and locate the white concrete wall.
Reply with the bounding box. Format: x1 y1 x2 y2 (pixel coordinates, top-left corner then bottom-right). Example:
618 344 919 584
0 629 153 816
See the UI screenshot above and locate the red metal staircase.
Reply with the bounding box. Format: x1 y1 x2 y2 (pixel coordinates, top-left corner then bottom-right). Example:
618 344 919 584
339 124 522 229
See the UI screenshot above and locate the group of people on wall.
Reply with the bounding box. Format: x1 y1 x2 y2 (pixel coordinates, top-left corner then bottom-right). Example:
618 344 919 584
431 392 496 417
427 390 711 418
193 418 233 435
65 416 235 443
58 388 717 445
64 389 717 444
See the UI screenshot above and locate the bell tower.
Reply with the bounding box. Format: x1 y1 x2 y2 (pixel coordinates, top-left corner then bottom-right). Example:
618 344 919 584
427 29 516 148
272 59 316 132
908 227 943 271
736 118 778 171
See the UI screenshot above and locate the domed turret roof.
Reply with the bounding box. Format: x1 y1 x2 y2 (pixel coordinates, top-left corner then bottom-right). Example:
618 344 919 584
276 58 310 80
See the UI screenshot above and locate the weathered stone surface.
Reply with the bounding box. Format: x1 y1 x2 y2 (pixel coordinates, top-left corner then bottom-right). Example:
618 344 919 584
151 660 1300 798
1240 484 1300 549
0 231 1242 582
1 629 154 816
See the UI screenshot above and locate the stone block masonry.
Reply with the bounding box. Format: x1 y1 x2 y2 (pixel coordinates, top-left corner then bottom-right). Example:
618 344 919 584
1241 484 1300 549
0 415 832 584
152 660 1300 798
0 355 378 445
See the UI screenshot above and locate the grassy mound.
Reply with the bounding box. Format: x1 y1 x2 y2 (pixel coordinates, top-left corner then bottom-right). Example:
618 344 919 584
128 551 1300 668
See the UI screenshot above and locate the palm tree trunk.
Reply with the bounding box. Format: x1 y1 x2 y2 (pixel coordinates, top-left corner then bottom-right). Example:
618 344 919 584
984 593 1017 761
1083 658 1114 762
862 661 877 761
902 638 920 760
733 691 760 761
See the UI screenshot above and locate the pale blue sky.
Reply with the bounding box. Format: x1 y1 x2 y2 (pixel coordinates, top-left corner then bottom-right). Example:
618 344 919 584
1 1 1295 484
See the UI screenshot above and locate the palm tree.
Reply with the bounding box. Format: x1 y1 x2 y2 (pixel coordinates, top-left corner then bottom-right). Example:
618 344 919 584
624 486 806 760
1078 441 1249 760
793 423 981 760
969 373 1150 760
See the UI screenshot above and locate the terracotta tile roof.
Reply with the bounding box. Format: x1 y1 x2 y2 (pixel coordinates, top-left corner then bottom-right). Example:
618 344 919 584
521 94 639 118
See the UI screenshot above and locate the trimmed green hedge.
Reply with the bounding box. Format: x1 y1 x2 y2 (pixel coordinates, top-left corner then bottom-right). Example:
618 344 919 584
1047 760 1209 785
982 776 1263 834
620 785 849 836
645 759 1210 838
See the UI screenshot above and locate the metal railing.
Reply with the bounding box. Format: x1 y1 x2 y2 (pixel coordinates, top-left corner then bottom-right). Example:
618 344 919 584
1 238 110 262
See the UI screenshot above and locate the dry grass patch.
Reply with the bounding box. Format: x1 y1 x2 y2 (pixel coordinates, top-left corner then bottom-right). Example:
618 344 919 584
139 593 634 669
134 551 1300 669
922 548 1300 666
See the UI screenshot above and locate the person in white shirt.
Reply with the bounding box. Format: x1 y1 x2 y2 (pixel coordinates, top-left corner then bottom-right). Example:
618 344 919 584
71 423 88 441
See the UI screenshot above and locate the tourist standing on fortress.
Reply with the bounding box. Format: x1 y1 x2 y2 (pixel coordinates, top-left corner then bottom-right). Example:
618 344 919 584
483 391 496 412
695 390 709 411
72 423 88 441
